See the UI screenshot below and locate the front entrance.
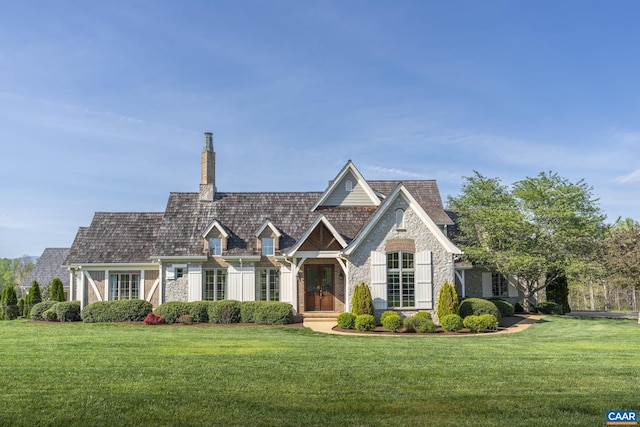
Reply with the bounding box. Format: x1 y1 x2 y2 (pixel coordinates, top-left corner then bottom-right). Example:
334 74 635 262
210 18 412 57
305 265 335 311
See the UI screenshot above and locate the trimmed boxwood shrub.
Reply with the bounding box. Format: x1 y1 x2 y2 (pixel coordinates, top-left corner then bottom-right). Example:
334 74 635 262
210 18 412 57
81 300 152 323
240 301 262 323
355 314 376 331
379 310 397 325
440 314 464 332
208 300 242 324
30 301 58 321
537 301 564 315
42 308 57 322
154 301 191 324
52 301 81 322
254 302 294 325
381 313 403 332
489 298 515 318
337 312 356 329
177 314 194 325
414 311 432 321
188 301 212 323
479 313 498 330
463 315 484 333
459 298 501 321
514 301 525 313
414 317 437 333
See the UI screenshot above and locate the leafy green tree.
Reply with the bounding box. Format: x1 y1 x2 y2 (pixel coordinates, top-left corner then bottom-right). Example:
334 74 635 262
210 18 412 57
448 171 605 312
351 282 374 316
49 278 66 302
24 280 42 317
436 281 459 321
1 284 19 320
546 268 571 314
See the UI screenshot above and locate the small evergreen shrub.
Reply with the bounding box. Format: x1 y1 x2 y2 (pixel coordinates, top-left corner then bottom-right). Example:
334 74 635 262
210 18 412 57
1 285 19 320
440 314 464 332
254 302 294 325
24 280 42 318
81 300 152 323
489 298 515 317
52 301 81 322
177 314 194 325
42 308 57 322
240 301 262 323
188 301 212 323
381 313 403 332
414 317 437 333
154 301 191 324
463 315 484 333
414 311 432 321
403 315 418 332
49 278 66 302
351 282 374 316
30 301 58 321
479 314 498 330
537 301 564 315
354 314 376 331
459 298 501 321
208 300 242 324
436 281 459 320
143 312 164 325
514 301 525 313
379 310 398 325
18 298 24 317
337 312 356 329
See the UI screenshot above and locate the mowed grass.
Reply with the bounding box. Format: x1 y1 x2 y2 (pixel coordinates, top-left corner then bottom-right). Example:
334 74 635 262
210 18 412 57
0 317 638 427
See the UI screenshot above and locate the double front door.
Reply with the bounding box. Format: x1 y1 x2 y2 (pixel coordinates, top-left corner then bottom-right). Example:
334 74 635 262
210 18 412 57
305 265 334 311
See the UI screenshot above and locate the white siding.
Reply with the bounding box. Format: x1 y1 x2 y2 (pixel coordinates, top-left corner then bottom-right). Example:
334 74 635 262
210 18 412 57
188 264 202 302
227 264 255 301
415 251 433 309
324 171 375 206
370 251 387 310
280 265 294 305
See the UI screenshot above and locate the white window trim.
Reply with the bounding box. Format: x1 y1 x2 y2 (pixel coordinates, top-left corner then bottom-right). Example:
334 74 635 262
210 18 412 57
256 268 280 301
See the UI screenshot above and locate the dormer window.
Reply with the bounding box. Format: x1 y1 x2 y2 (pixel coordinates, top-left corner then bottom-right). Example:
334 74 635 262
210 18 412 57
345 179 353 192
209 237 222 256
395 208 405 230
261 237 274 256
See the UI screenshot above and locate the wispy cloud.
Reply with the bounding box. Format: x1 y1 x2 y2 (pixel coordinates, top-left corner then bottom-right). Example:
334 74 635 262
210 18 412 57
364 165 431 179
614 168 640 184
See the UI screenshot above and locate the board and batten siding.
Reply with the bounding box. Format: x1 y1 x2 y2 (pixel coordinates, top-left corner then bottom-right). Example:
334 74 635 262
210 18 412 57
279 265 295 306
188 264 202 301
227 264 256 301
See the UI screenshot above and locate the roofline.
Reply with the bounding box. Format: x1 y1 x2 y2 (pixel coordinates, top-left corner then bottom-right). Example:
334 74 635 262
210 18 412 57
64 262 159 269
284 214 348 257
311 161 381 211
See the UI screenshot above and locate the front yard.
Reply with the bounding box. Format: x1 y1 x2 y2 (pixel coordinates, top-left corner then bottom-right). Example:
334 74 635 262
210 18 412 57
0 316 638 426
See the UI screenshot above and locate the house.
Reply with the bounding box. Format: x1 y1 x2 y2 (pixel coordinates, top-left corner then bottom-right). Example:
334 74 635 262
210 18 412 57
64 132 522 320
24 248 71 299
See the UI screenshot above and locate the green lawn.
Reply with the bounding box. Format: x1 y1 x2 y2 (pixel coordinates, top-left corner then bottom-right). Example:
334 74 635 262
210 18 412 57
0 316 638 427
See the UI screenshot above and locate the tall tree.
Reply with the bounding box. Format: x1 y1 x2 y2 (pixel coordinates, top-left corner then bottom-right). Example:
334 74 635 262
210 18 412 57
448 171 605 312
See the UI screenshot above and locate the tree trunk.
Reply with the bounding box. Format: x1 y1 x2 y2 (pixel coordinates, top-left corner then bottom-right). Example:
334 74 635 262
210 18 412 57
589 281 595 311
522 286 532 313
603 282 610 311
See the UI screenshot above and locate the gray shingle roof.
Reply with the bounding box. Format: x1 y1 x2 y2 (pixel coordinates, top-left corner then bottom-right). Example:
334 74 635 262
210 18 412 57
24 248 71 288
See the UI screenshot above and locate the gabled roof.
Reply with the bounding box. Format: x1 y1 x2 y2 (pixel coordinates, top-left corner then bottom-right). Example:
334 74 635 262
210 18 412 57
24 248 70 288
255 219 282 238
343 184 462 256
201 219 229 239
284 215 348 256
311 161 381 211
65 213 164 264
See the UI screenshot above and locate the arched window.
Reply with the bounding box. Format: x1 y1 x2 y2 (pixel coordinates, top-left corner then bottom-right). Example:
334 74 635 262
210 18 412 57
386 251 415 308
395 208 405 229
345 180 353 192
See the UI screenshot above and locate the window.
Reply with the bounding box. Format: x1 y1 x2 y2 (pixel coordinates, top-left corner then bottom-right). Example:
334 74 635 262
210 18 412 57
109 273 140 300
209 237 222 256
256 268 280 301
492 273 509 297
345 180 353 192
261 237 274 256
175 268 184 279
204 269 227 301
387 251 414 308
395 208 405 229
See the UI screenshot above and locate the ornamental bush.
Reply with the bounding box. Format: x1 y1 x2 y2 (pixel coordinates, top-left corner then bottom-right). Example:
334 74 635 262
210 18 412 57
351 282 374 316
1 285 19 320
30 301 58 321
379 310 398 325
354 314 376 331
381 313 403 333
479 313 498 330
240 301 262 323
440 314 464 332
459 298 501 321
436 281 459 320
414 317 437 333
537 301 564 315
24 280 42 318
81 300 152 323
49 277 66 302
463 315 484 333
154 301 191 324
188 301 212 323
337 312 356 329
208 300 242 324
52 301 81 322
414 311 432 321
143 312 164 325
177 314 194 325
489 298 515 318
42 308 57 322
254 302 294 325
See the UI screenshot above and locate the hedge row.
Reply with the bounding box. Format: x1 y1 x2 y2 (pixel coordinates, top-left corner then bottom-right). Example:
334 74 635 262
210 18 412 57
152 300 294 325
81 300 152 323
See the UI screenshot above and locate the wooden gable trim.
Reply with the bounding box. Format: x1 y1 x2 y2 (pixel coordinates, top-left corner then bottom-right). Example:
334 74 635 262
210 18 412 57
284 215 347 257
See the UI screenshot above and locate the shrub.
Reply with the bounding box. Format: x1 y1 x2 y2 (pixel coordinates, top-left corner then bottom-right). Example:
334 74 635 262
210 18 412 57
1 285 19 320
546 269 571 314
436 281 459 320
254 302 294 325
479 314 498 330
459 298 501 321
337 312 356 329
351 282 374 316
177 314 194 325
415 317 438 333
355 314 376 331
18 298 24 316
42 308 57 322
52 301 81 322
514 301 525 313
30 301 58 321
188 301 212 323
379 310 398 325
49 278 66 302
240 301 262 323
489 298 515 318
440 314 464 332
414 311 432 321
24 280 42 318
143 312 164 325
208 300 242 324
81 300 152 323
537 301 564 315
381 313 403 332
463 315 484 333
154 301 191 324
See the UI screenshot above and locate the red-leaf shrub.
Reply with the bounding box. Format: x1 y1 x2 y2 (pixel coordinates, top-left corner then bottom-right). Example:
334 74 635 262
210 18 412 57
143 312 164 325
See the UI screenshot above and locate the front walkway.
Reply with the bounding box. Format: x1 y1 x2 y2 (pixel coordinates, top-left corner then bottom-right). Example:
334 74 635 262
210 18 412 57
303 314 545 336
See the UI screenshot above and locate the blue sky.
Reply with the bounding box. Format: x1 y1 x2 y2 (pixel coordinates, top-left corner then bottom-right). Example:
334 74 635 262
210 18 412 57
1 1 640 258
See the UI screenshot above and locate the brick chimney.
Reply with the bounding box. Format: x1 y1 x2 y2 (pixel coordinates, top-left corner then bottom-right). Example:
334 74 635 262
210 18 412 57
199 132 216 201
